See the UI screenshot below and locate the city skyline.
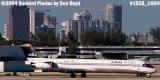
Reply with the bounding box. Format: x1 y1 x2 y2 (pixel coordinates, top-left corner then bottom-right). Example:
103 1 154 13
4 5 57 41
0 0 160 34
62 4 122 42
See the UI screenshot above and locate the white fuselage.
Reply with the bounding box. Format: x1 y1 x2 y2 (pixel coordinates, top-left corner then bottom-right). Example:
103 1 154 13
27 58 156 74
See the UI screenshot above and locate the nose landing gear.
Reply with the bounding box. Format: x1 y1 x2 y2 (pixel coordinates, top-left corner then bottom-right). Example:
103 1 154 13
146 73 151 78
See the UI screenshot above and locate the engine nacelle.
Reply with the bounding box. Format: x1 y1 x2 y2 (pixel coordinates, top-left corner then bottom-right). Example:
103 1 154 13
30 62 54 69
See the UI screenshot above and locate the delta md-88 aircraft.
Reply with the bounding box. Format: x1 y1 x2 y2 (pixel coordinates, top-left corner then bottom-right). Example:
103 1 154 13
22 45 156 78
27 58 156 78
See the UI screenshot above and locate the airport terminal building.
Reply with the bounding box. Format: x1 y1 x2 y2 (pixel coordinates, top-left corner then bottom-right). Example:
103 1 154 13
34 46 160 60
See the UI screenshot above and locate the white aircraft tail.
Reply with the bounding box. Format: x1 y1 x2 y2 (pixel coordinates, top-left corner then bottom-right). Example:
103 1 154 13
57 46 66 57
94 51 103 59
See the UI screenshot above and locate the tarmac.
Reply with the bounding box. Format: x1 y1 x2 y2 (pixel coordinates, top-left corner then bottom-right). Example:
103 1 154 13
0 72 160 80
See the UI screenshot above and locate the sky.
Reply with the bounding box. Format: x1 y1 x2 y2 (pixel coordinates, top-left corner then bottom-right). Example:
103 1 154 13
0 0 160 34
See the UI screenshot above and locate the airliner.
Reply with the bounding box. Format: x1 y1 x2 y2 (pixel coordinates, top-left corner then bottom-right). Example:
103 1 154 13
27 58 156 78
23 44 156 78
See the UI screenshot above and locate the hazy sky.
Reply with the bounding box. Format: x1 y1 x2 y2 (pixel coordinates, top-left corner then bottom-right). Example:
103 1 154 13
0 0 160 34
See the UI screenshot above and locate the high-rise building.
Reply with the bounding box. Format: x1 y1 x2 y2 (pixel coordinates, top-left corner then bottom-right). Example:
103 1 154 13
47 15 56 28
29 9 35 39
91 19 110 32
104 4 122 32
62 10 92 42
35 11 56 33
5 6 56 41
8 6 30 41
73 10 92 20
3 24 9 41
62 20 90 42
35 11 45 32
63 10 111 42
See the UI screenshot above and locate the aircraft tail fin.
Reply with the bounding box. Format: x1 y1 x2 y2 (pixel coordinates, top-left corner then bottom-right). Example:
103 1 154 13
94 51 103 59
57 46 66 57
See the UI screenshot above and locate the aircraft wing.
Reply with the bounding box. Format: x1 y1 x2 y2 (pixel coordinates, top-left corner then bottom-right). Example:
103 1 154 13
52 64 94 73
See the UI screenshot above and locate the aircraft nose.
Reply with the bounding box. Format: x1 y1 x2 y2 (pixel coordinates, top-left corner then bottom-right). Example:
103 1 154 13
151 68 156 73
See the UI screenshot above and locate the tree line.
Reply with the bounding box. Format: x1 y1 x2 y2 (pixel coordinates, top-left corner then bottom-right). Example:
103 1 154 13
0 32 58 46
79 28 126 46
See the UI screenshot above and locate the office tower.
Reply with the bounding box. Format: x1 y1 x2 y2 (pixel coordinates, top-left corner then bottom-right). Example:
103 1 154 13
47 15 56 28
29 9 35 39
62 20 90 42
3 24 9 40
104 4 122 32
91 19 110 33
8 6 30 41
35 11 56 34
73 10 92 20
35 11 45 33
62 9 112 42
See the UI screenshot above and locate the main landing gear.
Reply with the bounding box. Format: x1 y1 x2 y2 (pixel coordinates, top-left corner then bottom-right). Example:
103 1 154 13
137 73 151 78
70 72 87 78
71 73 76 78
81 72 86 77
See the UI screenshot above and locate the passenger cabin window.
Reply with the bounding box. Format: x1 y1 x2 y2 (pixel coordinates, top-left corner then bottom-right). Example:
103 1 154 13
21 47 38 58
142 64 154 68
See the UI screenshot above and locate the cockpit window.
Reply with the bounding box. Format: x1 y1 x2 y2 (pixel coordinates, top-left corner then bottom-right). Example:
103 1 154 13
142 64 154 68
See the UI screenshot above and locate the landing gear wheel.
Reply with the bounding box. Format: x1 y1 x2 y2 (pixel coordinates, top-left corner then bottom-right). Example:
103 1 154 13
81 72 86 77
137 73 146 77
146 73 151 78
13 72 17 76
71 73 76 78
137 73 140 76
